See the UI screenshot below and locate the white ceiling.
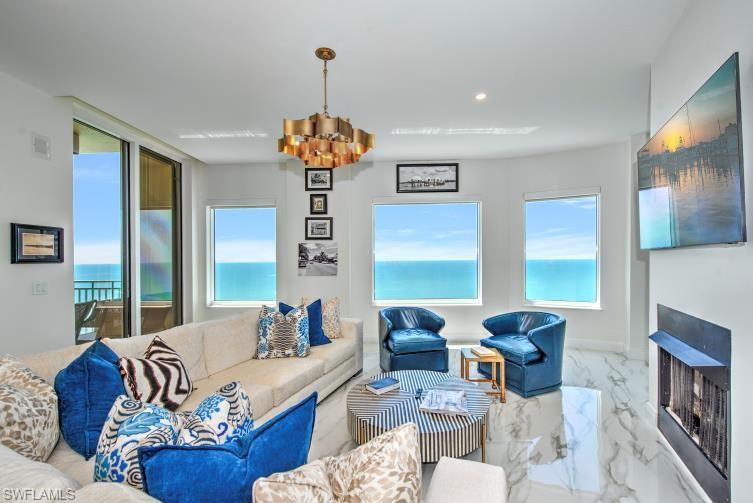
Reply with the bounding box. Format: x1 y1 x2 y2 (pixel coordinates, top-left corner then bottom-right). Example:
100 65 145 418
0 0 689 164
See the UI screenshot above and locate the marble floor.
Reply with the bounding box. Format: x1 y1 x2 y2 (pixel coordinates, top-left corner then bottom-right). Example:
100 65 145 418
309 348 710 502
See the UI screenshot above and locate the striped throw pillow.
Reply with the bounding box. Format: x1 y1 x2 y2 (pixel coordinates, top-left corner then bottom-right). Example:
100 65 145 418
118 336 193 411
256 305 310 359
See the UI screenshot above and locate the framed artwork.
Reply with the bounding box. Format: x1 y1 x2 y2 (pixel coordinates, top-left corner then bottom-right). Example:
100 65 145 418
305 217 333 240
305 168 333 191
310 194 328 215
396 163 459 193
298 242 338 276
10 223 64 263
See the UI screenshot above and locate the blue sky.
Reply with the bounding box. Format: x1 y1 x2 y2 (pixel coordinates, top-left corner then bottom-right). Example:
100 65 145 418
73 152 122 264
214 207 276 263
525 196 598 260
374 203 479 261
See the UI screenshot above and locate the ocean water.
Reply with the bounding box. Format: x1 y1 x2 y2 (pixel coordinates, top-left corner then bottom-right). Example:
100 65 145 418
374 260 478 300
76 259 595 304
214 262 276 301
525 259 597 303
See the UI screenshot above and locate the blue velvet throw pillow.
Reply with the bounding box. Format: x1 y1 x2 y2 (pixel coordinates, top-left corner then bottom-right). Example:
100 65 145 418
54 340 125 459
280 299 330 346
139 392 318 503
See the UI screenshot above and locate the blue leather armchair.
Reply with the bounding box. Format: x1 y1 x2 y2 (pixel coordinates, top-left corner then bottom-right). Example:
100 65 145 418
379 307 448 372
478 312 566 397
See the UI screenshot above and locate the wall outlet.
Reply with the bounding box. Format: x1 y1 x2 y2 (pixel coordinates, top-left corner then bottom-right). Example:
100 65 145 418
32 282 48 296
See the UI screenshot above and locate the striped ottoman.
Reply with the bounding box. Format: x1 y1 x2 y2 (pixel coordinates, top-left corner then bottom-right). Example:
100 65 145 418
347 370 491 463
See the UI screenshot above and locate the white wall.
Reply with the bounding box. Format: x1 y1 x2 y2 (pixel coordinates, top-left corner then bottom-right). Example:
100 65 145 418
194 142 637 354
0 72 74 355
647 0 753 500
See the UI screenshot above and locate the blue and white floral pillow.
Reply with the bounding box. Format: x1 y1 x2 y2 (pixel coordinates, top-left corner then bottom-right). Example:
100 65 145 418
256 304 310 359
177 381 254 446
94 381 254 490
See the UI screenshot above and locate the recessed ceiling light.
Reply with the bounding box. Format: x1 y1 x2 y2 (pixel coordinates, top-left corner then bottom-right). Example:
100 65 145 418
391 127 538 136
178 130 268 139
475 92 487 101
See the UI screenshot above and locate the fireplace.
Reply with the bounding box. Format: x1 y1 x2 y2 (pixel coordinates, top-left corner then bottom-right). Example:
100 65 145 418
650 305 730 503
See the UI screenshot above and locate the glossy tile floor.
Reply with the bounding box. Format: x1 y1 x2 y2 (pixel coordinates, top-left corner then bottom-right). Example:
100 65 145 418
309 348 709 503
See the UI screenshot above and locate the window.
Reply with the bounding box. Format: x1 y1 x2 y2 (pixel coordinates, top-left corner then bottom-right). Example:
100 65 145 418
73 121 130 343
208 206 276 305
525 192 599 307
373 202 480 304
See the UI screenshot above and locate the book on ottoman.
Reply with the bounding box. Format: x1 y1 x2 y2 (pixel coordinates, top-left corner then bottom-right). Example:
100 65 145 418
366 377 400 395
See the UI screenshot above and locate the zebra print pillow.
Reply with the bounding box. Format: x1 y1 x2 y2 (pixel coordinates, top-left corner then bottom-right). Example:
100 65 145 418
118 336 193 411
256 305 310 359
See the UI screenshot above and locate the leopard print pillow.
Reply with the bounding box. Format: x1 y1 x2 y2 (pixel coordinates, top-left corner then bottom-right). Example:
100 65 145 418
253 423 421 502
0 356 59 461
302 297 342 340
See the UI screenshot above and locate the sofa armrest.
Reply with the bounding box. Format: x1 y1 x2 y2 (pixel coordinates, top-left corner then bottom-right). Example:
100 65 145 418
75 483 160 502
341 317 364 373
425 456 507 503
378 310 393 343
528 319 566 357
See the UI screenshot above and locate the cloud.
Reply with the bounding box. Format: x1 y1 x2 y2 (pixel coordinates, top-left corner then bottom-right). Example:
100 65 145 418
214 239 276 263
74 241 121 265
526 233 597 260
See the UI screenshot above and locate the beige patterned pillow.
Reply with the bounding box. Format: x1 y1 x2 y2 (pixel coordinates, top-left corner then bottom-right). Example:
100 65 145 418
303 297 342 340
0 356 59 461
253 423 421 503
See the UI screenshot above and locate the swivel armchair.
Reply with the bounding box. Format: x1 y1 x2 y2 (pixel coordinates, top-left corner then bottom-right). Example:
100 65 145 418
379 307 448 372
478 311 565 397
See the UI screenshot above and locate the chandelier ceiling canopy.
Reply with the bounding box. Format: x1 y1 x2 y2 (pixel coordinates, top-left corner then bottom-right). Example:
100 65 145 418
278 47 375 168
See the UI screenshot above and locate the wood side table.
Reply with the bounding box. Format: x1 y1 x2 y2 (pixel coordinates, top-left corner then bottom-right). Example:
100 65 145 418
460 347 506 403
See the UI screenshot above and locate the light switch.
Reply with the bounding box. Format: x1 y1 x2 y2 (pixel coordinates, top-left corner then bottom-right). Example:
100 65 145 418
32 282 48 296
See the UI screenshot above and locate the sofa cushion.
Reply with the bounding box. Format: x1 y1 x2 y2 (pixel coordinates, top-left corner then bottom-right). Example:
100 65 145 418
253 423 421 502
280 299 330 347
156 324 208 381
308 336 356 373
424 456 507 503
387 328 446 355
54 340 125 459
201 311 257 375
178 377 274 421
211 357 324 407
139 393 317 503
481 334 542 365
46 437 95 487
75 482 160 502
0 443 80 494
0 356 59 462
118 336 193 411
256 305 310 359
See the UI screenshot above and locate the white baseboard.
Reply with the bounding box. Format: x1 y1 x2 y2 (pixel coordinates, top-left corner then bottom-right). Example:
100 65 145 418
624 346 649 361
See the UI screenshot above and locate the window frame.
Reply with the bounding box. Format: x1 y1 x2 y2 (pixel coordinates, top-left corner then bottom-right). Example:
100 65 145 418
206 203 277 308
523 187 601 310
371 198 483 307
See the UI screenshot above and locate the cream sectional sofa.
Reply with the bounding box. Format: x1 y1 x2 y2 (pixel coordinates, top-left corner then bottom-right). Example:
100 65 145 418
18 309 364 487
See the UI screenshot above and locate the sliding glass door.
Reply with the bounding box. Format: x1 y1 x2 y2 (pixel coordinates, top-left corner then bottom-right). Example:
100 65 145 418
139 147 182 334
72 121 130 343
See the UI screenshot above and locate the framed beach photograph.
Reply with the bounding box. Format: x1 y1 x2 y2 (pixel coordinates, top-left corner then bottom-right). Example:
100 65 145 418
305 168 333 191
305 217 333 240
298 242 338 276
11 223 64 263
396 163 459 193
310 194 328 215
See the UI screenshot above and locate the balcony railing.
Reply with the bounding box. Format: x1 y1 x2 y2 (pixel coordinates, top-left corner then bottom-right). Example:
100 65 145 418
74 280 122 304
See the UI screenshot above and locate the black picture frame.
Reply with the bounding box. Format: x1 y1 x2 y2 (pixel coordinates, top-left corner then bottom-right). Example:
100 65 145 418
305 217 333 240
396 163 459 193
310 194 328 215
10 223 64 263
305 168 333 191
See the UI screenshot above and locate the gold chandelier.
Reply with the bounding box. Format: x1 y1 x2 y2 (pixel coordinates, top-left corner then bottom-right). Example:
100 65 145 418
278 47 375 168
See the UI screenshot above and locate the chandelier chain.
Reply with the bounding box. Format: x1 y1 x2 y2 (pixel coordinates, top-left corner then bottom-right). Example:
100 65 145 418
323 60 329 117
